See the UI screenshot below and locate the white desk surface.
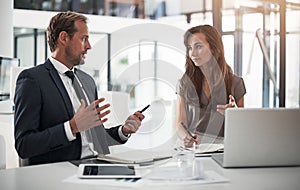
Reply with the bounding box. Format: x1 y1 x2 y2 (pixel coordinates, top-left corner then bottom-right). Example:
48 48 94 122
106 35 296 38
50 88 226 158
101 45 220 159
0 157 299 190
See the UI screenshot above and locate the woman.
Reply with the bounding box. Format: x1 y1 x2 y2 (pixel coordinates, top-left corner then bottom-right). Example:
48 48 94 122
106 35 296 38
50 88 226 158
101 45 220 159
176 25 246 148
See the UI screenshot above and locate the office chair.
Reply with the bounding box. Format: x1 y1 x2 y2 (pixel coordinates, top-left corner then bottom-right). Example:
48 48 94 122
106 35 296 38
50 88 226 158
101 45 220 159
0 135 6 169
97 91 130 128
19 158 29 167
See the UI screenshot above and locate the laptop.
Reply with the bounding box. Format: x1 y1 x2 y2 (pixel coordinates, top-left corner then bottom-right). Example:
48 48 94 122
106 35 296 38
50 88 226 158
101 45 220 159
212 108 300 168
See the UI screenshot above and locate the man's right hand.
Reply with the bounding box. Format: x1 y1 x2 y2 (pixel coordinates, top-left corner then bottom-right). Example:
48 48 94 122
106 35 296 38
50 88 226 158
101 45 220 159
69 98 111 134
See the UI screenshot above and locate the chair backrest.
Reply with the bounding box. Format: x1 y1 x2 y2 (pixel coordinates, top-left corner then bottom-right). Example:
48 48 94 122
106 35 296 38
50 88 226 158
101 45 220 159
19 158 29 167
0 135 6 169
10 66 29 100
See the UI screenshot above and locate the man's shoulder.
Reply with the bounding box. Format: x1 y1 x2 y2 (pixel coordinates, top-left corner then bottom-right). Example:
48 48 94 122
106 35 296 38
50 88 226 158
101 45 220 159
75 68 93 79
19 61 50 78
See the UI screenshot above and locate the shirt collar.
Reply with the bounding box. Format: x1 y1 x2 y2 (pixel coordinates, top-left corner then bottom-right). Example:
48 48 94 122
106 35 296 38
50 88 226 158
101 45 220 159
49 57 76 74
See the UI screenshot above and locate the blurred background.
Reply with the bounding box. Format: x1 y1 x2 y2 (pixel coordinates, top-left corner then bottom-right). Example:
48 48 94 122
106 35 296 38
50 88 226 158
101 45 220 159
0 0 299 168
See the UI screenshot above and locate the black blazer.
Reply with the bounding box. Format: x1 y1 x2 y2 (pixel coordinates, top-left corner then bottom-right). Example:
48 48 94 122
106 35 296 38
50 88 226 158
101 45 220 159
14 59 125 165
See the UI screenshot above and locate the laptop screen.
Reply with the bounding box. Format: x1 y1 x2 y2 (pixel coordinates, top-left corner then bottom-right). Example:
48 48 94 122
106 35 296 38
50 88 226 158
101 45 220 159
214 108 300 168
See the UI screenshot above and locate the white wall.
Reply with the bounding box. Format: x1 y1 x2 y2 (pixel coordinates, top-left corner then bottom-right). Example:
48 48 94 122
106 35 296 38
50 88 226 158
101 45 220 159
0 0 13 57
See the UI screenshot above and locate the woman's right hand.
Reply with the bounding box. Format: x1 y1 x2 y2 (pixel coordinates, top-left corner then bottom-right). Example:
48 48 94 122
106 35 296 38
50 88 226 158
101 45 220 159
183 134 199 148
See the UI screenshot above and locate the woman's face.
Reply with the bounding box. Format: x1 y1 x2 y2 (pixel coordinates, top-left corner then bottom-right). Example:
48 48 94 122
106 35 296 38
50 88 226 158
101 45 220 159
187 33 212 67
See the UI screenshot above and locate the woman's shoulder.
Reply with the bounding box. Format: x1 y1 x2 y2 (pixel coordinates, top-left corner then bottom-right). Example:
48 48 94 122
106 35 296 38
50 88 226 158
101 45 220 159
179 73 191 83
178 73 197 91
231 74 246 95
231 74 244 84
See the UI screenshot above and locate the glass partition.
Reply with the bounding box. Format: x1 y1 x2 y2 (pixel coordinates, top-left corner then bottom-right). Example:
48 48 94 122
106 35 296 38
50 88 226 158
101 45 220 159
286 8 300 107
109 41 185 109
13 1 300 110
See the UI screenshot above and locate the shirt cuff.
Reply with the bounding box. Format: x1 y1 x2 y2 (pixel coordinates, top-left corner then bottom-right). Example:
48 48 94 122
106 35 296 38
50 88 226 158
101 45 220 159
64 121 76 141
118 125 130 141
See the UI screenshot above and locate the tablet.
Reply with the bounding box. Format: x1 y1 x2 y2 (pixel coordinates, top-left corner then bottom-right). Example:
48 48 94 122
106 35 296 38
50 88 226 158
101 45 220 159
77 164 141 179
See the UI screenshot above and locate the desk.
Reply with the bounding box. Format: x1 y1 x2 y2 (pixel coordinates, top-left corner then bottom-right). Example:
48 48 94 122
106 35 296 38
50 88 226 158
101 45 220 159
0 158 299 190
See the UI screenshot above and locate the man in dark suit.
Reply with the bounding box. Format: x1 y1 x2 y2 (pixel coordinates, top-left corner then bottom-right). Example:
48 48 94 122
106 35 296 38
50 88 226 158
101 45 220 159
14 11 145 166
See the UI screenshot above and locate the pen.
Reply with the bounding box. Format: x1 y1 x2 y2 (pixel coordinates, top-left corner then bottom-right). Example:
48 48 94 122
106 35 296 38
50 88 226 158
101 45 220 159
180 122 195 139
139 104 150 113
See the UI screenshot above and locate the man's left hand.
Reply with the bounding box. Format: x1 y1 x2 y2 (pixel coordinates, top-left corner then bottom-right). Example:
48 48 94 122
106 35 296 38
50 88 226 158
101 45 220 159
122 111 145 136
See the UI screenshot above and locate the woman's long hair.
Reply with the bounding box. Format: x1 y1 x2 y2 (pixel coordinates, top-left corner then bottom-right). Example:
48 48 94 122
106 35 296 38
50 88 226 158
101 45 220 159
183 25 233 107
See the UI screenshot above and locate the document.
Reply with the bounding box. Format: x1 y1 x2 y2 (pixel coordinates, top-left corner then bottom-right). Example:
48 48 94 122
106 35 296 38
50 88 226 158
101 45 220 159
143 170 229 185
193 143 224 157
63 175 143 188
64 170 228 187
97 150 172 165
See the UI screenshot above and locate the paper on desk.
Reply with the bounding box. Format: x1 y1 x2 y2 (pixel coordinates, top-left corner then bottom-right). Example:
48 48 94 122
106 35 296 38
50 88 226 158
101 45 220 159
193 143 224 155
143 170 228 186
63 170 228 187
63 174 144 188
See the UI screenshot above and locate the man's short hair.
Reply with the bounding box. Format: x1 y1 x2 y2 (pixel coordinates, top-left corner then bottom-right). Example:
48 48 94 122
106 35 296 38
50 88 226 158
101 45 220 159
47 11 88 52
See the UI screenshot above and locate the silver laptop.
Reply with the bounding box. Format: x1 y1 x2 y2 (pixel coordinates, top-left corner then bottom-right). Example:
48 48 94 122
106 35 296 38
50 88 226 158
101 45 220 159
212 108 300 168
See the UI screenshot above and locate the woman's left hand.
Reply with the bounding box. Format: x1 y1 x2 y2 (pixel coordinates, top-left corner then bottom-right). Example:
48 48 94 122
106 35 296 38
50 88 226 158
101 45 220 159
216 95 236 115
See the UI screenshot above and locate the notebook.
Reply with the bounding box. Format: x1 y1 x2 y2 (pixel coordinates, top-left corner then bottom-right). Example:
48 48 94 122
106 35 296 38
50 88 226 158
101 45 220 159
97 150 172 166
212 108 300 168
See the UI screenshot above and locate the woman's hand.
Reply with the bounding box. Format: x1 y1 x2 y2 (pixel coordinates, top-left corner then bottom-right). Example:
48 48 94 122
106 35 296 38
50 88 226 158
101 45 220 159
183 134 198 148
216 95 236 115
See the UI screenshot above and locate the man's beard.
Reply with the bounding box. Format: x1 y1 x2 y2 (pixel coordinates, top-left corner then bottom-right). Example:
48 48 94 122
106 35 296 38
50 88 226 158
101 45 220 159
65 46 85 66
71 55 84 66
79 58 85 65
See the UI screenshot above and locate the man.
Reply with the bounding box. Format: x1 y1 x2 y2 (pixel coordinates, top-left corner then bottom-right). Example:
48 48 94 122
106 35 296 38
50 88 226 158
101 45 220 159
14 11 145 165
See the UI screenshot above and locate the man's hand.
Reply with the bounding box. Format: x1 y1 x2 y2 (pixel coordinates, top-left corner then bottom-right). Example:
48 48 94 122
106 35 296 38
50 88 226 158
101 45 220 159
121 111 145 136
69 98 110 134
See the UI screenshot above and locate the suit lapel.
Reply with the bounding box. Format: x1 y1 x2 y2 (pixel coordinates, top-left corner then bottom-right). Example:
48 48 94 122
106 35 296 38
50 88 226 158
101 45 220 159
45 60 74 117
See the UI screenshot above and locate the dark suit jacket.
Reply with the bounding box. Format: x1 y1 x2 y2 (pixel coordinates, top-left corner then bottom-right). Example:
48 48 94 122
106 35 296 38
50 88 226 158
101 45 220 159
14 59 125 165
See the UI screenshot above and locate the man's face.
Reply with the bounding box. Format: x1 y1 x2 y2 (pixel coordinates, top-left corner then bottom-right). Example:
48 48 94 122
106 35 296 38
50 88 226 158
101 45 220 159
65 20 91 66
